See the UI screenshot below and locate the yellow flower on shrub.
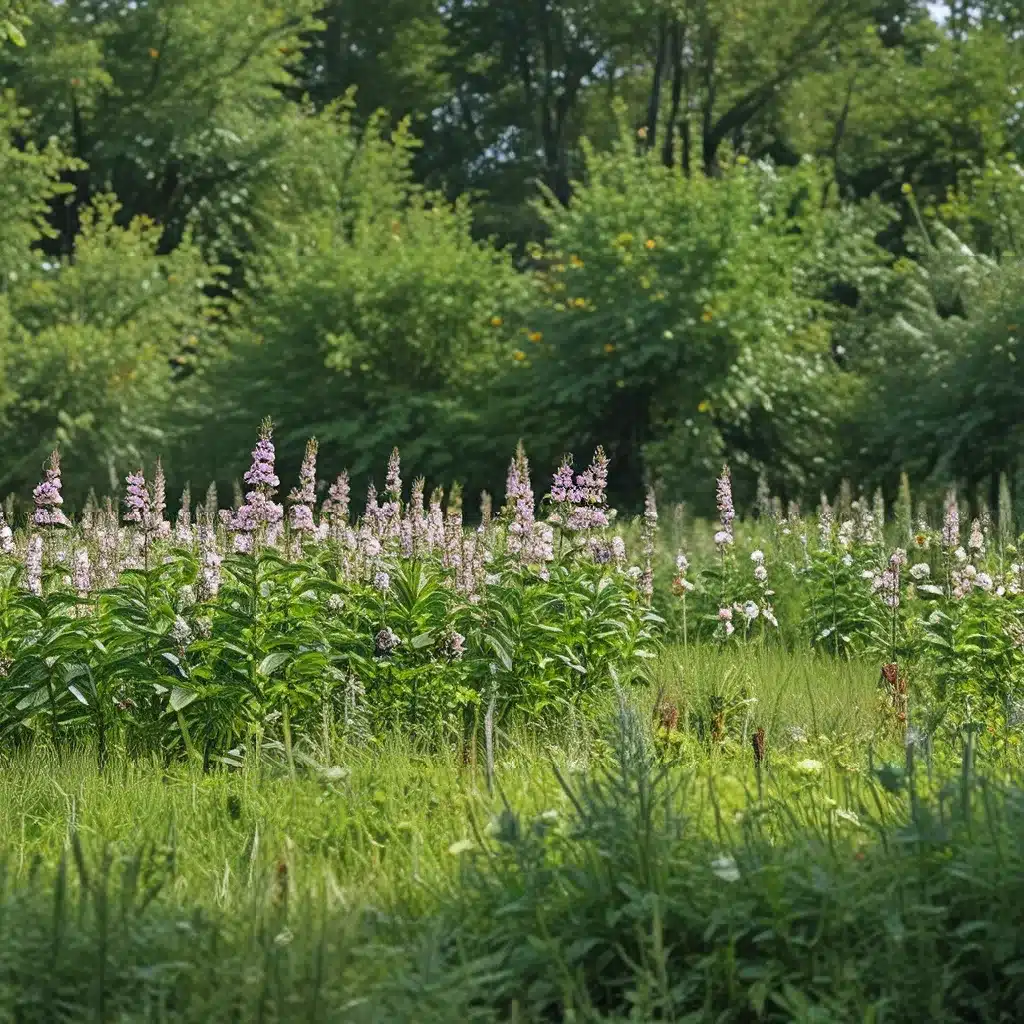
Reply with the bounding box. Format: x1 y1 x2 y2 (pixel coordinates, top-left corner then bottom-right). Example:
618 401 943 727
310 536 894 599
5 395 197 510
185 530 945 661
698 400 711 413
569 255 584 268
490 316 503 327
513 350 526 361
701 308 714 322
604 343 616 354
528 331 543 343
644 238 656 250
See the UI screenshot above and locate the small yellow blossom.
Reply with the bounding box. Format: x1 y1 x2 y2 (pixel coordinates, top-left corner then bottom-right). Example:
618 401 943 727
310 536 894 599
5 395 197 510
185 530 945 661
528 331 543 343
604 343 616 354
644 238 656 250
148 48 160 58
569 255 584 268
490 316 503 327
701 308 714 322
636 126 648 140
572 297 586 308
513 350 526 361
698 400 711 413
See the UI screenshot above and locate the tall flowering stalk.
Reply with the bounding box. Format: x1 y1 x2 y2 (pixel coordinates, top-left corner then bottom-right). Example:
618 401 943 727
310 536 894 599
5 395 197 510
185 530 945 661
505 442 539 565
0 507 13 555
175 485 193 544
714 465 735 548
672 552 693 650
548 447 612 547
383 447 402 530
288 437 319 535
408 478 427 556
222 419 284 549
33 450 70 528
639 488 657 604
24 534 43 596
197 511 222 600
151 459 169 538
321 472 350 532
714 465 735 614
73 548 91 598
941 490 960 597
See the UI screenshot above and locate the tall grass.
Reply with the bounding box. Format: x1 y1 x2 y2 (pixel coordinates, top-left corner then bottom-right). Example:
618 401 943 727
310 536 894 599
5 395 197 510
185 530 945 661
0 650 1022 1021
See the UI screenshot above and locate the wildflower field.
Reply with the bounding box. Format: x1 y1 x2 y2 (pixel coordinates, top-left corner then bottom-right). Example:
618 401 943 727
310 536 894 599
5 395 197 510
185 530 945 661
0 422 1022 1022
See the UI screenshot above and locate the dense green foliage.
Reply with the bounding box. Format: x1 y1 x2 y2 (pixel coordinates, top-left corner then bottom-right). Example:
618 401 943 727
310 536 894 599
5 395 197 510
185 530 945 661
2 1 1024 512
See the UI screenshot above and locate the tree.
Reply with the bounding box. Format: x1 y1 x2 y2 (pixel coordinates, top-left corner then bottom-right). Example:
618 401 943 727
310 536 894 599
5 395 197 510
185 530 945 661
179 112 532 499
0 0 321 258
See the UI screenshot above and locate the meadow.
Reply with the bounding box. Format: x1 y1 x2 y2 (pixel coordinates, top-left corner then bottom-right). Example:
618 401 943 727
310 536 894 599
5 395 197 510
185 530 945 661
0 424 1023 1021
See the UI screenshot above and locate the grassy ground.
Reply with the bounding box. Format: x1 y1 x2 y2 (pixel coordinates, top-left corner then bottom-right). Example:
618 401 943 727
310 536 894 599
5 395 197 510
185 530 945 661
0 648 1021 1022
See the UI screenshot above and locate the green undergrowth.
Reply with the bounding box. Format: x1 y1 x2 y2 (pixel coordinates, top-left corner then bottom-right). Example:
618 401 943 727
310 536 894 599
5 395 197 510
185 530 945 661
0 649 1021 1022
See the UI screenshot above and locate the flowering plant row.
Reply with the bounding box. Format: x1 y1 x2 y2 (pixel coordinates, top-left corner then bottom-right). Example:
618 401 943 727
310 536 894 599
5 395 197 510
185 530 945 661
0 424 662 763
664 467 1024 739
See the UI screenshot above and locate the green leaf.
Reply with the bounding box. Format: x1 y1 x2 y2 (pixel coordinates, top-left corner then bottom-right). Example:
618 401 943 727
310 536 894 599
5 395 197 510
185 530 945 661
258 652 291 677
169 686 198 711
411 631 435 650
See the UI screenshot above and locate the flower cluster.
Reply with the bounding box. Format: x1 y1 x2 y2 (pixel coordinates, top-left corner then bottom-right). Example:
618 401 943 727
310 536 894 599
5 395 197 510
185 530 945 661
221 418 284 543
32 450 70 528
714 465 734 547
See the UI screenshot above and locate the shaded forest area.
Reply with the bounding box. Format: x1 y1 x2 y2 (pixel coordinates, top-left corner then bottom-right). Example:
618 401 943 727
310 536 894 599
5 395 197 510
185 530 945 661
1 0 1023 515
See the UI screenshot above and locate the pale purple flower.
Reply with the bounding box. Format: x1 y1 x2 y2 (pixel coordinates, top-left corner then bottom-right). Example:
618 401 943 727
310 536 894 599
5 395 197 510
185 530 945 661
639 489 658 602
968 518 985 554
407 477 427 554
818 494 834 548
321 472 350 527
676 552 689 574
419 488 440 552
718 606 733 621
288 437 318 534
750 550 764 564
123 471 150 526
25 534 43 595
550 461 578 504
505 444 537 562
565 506 609 531
444 630 466 661
0 508 13 555
576 447 609 506
716 465 735 532
713 530 733 547
151 459 169 537
32 450 70 528
941 493 960 550
373 569 391 592
740 600 759 621
974 572 994 592
197 521 222 599
242 424 279 490
175 487 193 544
910 562 930 580
754 564 768 583
611 536 626 564
225 420 284 536
385 447 402 504
72 548 90 594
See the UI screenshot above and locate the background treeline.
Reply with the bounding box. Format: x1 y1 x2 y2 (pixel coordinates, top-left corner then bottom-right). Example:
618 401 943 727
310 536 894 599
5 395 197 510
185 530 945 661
2 0 1024 516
